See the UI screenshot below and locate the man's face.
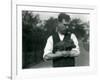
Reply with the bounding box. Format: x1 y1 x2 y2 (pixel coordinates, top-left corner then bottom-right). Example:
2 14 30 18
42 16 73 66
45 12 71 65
57 19 70 34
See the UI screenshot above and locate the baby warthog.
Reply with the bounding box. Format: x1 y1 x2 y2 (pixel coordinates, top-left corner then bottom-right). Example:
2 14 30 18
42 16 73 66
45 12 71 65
53 39 76 52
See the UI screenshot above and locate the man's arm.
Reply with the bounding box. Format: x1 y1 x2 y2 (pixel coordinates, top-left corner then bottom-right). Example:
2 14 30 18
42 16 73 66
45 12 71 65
43 36 69 61
69 33 80 57
43 51 64 60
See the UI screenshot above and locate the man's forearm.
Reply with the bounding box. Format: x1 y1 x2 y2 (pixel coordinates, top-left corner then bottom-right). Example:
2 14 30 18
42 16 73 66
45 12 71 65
43 51 63 60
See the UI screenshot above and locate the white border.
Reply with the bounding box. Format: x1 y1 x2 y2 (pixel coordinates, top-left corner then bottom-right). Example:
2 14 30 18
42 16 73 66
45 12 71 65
12 2 97 80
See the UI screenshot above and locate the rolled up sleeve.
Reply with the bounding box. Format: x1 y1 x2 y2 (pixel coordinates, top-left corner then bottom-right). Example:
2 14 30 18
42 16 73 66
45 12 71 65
43 36 53 58
70 33 80 56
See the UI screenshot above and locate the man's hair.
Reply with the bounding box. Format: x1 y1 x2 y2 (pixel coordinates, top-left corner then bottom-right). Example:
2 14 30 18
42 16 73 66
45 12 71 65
58 13 71 22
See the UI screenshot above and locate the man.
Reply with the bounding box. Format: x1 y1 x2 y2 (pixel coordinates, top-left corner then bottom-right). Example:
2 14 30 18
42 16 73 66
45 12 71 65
43 13 80 67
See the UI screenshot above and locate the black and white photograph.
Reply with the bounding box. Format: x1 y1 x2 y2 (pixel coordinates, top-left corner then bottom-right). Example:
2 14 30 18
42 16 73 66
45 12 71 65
11 1 98 80
0 0 99 80
22 10 90 69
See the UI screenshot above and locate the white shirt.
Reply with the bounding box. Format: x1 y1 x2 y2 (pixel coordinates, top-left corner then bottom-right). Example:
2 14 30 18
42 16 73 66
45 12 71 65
43 33 80 58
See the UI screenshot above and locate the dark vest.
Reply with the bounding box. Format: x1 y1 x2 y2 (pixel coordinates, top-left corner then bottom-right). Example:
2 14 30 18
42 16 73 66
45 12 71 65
52 32 75 67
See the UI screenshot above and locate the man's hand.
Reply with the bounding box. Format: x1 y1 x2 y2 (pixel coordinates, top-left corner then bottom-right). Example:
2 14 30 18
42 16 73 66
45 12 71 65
69 50 79 57
62 51 70 57
55 51 63 57
55 51 70 57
